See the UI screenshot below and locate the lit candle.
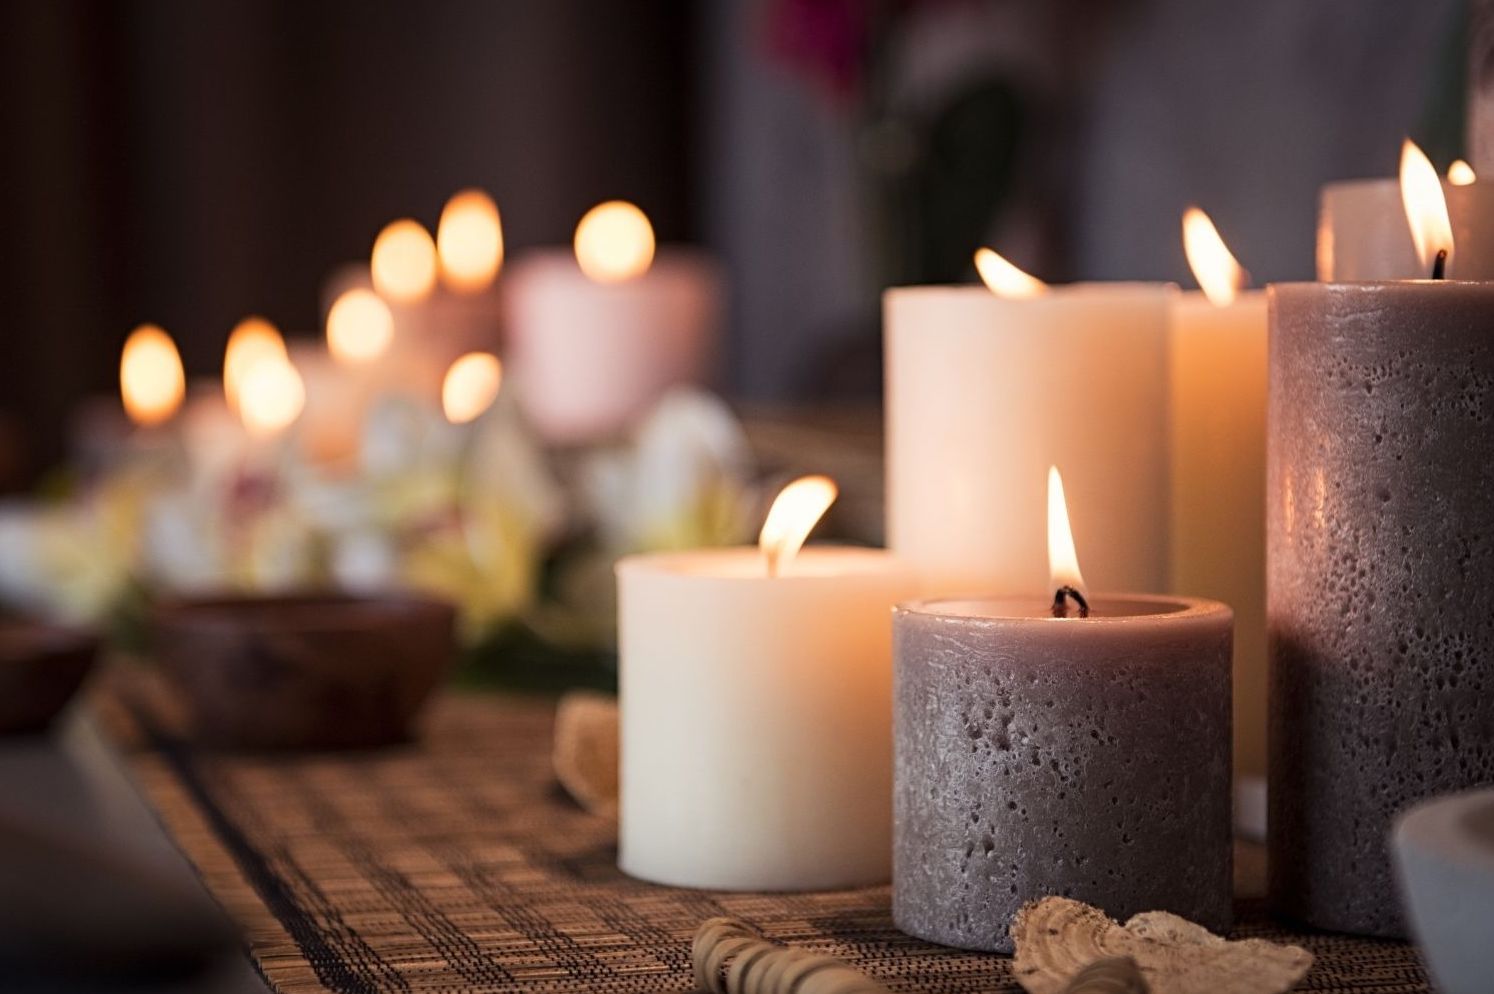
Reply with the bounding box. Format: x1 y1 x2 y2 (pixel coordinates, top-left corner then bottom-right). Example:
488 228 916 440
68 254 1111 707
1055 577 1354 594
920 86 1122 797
1270 152 1494 937
1318 138 1494 279
885 251 1173 596
893 467 1233 953
1170 208 1269 824
616 477 916 890
506 200 722 444
119 324 185 428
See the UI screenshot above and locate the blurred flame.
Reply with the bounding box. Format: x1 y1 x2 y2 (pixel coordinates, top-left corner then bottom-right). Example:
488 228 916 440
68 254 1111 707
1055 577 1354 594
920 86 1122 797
1400 139 1455 273
223 316 287 413
1047 466 1086 596
120 324 185 427
1182 207 1248 306
437 189 503 293
758 475 837 577
974 248 1047 298
1448 159 1477 186
326 288 394 364
238 356 305 437
574 201 655 282
371 219 437 302
442 352 502 424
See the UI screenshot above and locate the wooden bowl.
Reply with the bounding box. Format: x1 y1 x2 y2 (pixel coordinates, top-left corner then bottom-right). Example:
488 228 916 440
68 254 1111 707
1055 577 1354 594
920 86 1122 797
0 622 98 734
153 594 456 750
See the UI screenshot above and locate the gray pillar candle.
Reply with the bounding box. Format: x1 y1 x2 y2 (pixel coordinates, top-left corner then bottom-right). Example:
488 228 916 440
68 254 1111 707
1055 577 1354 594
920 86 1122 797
892 595 1233 953
1268 281 1494 938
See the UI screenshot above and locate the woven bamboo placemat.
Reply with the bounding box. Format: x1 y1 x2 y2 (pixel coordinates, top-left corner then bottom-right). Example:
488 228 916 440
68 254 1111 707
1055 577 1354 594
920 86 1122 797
117 692 1430 994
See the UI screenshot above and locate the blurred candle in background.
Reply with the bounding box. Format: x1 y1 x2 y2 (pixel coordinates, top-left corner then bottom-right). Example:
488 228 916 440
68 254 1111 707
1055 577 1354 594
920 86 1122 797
885 251 1172 596
1169 208 1268 833
1318 139 1494 279
119 324 185 428
506 200 721 445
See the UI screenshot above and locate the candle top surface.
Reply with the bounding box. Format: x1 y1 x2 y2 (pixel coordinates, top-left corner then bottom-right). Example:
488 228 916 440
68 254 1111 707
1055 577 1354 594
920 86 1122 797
886 282 1172 303
898 593 1225 624
615 545 906 581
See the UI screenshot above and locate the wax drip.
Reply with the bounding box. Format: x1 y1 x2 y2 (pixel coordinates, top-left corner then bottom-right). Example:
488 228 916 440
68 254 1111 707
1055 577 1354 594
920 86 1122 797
1052 585 1090 618
1433 248 1448 280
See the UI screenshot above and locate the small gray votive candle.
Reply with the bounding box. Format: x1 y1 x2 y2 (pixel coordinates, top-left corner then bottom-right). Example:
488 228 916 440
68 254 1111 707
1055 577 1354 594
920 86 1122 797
892 595 1233 953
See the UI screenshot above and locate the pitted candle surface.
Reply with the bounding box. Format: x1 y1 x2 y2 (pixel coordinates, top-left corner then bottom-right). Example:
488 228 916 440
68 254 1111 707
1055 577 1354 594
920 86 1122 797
892 597 1232 953
1268 281 1494 938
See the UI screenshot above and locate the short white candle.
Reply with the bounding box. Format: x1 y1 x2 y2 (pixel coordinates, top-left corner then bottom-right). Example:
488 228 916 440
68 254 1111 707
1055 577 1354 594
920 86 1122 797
885 252 1172 596
616 478 916 891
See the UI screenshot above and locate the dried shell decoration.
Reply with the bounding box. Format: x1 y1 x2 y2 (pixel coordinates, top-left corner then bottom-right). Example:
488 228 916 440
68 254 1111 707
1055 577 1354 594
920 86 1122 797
552 691 619 817
693 917 892 994
1012 898 1312 994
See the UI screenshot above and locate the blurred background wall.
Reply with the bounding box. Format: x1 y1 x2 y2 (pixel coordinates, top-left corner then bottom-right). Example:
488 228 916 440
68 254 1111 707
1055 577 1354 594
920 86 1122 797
0 0 1468 489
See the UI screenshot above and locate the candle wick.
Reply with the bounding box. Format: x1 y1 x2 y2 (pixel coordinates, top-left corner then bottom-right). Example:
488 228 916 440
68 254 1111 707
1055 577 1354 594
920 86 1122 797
1051 586 1089 619
1433 249 1448 280
764 548 778 579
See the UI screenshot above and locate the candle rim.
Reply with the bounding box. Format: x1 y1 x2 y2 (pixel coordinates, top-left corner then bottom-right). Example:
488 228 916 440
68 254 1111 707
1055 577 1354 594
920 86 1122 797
896 593 1227 624
884 282 1177 301
615 545 908 581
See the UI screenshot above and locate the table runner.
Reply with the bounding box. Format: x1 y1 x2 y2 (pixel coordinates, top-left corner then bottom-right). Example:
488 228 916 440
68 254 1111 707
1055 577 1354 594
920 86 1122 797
119 692 1430 994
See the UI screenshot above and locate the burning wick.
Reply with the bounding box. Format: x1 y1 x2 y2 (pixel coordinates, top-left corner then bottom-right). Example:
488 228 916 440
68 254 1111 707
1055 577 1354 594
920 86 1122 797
1051 585 1090 619
1432 248 1448 281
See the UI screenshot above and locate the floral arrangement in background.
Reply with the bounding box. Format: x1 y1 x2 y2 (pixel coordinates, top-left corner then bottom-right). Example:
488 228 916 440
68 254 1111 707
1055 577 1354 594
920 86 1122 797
0 385 761 687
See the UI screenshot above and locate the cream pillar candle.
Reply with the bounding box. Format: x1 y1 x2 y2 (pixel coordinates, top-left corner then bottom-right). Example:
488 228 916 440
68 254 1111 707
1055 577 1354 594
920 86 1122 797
616 478 916 891
886 255 1172 596
1170 210 1269 794
506 202 721 445
1319 140 1494 280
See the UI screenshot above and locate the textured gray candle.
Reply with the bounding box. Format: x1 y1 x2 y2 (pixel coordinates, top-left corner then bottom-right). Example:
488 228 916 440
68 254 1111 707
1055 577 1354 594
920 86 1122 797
892 596 1233 953
1268 281 1494 938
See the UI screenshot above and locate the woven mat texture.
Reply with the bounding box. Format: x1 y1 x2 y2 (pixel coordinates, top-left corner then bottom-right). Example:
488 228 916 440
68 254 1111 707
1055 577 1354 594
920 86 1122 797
120 692 1430 994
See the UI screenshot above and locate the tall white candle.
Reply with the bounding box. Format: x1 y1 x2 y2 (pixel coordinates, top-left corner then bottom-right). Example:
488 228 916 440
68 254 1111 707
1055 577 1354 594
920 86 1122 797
617 479 915 890
885 257 1172 596
506 201 721 445
1170 209 1269 794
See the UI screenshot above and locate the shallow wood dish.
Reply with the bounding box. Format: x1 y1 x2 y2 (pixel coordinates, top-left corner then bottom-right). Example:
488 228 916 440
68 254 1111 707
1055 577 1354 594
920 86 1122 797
154 594 456 750
0 622 99 734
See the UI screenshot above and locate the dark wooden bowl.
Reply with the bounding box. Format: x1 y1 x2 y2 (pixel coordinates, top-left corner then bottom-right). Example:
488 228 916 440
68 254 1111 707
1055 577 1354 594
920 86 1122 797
153 594 456 750
0 622 99 734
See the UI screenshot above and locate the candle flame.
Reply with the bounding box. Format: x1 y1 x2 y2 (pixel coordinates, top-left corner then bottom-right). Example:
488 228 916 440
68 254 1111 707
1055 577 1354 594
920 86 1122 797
120 324 185 427
974 247 1047 298
441 352 502 424
371 219 437 303
326 287 394 364
1182 206 1248 306
759 475 837 577
1448 159 1477 186
437 189 503 293
223 316 287 413
238 356 305 437
1047 466 1086 597
574 201 655 283
1400 139 1455 274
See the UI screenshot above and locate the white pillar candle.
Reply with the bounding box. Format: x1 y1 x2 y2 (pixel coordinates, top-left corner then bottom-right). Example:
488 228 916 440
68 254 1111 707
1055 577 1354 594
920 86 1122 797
1170 209 1270 794
885 266 1172 596
617 477 915 891
505 202 721 445
1319 141 1494 280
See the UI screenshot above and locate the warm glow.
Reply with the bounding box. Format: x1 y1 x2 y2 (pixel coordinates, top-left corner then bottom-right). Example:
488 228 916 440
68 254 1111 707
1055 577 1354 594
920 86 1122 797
223 316 287 412
974 247 1047 298
119 324 185 427
758 475 838 577
442 352 503 424
437 189 503 292
1448 159 1477 186
238 356 305 437
1047 466 1086 596
573 200 655 282
370 219 438 302
1182 206 1248 306
1400 139 1455 273
326 288 394 364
